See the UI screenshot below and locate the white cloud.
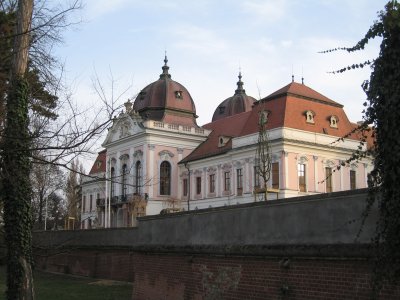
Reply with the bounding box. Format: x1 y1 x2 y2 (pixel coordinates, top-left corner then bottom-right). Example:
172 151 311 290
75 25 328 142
170 25 228 55
241 0 287 21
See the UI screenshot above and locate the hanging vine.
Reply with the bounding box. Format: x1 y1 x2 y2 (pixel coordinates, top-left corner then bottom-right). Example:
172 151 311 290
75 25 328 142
1 78 34 299
323 1 400 294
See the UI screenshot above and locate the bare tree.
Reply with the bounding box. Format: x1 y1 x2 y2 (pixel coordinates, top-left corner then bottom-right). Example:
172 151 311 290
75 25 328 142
254 109 272 201
31 155 64 230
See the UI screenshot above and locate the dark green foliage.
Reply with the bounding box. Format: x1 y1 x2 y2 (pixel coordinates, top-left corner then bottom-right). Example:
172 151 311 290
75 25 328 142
325 1 400 293
362 1 400 292
1 78 34 299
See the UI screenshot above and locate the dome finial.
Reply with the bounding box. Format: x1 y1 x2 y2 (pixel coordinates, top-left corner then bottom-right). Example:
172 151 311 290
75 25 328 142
160 51 171 79
235 69 245 94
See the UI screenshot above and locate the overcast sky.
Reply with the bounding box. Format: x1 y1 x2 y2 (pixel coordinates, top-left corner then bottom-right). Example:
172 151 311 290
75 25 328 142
56 0 386 138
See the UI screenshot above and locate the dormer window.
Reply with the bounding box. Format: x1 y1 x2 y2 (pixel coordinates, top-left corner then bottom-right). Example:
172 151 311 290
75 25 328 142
175 90 183 99
219 106 225 114
305 110 315 124
218 136 230 147
96 161 102 169
330 115 339 128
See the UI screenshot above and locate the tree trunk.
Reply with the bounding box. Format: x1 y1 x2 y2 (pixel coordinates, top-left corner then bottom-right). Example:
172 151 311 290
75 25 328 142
1 0 35 299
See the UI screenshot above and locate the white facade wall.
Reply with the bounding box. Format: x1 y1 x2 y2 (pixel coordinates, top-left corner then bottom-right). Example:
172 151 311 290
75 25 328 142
178 127 372 210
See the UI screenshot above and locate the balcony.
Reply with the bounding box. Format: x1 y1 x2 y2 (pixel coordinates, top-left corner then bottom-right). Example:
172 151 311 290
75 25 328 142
97 193 147 207
96 198 105 206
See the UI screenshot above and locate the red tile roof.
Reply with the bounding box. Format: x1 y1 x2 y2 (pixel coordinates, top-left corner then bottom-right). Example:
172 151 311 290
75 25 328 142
181 111 252 163
89 149 107 174
266 81 343 107
181 81 365 164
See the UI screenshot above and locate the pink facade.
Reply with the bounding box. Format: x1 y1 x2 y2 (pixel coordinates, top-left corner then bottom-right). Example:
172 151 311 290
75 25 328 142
81 58 373 227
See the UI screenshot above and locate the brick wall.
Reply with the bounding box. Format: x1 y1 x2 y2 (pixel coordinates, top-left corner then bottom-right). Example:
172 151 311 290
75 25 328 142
33 190 400 299
35 247 400 299
132 253 400 300
35 249 135 282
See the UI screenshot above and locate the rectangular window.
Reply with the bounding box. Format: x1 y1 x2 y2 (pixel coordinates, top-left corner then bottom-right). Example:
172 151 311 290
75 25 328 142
237 169 243 189
272 162 279 189
254 166 260 188
183 178 188 196
350 170 356 190
326 167 333 193
82 196 86 212
298 164 306 192
89 194 93 211
224 172 230 191
196 177 201 195
209 174 215 193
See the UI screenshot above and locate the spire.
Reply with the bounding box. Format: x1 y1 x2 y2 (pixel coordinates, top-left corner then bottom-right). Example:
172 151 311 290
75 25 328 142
291 64 294 82
160 52 171 79
235 71 246 94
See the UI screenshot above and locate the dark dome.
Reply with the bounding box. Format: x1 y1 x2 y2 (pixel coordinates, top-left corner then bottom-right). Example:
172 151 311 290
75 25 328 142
133 56 198 126
212 73 256 122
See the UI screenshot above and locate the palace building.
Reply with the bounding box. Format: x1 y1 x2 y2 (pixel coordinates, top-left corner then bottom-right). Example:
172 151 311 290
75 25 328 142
80 57 372 229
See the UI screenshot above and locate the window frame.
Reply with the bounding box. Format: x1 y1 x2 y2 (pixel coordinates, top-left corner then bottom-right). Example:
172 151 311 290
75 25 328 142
325 167 333 193
254 166 260 188
160 161 171 195
298 163 306 192
196 177 202 195
110 167 116 197
183 178 188 196
209 174 215 193
135 161 142 195
350 170 356 190
224 171 231 192
121 164 128 197
272 162 279 189
236 169 243 190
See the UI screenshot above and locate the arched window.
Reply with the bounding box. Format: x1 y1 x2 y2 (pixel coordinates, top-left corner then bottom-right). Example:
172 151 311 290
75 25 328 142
135 161 142 195
110 167 115 197
160 161 171 195
121 164 128 197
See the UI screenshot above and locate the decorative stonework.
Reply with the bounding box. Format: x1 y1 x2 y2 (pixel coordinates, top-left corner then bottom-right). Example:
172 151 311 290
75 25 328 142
158 150 174 161
271 154 280 162
119 153 129 161
133 149 143 158
234 161 242 168
222 163 232 171
193 169 203 176
180 171 189 177
350 163 358 170
323 159 335 167
207 166 217 174
298 156 309 164
119 120 132 138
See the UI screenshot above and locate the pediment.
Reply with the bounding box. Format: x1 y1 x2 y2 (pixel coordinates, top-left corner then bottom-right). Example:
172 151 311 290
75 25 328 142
102 113 144 146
